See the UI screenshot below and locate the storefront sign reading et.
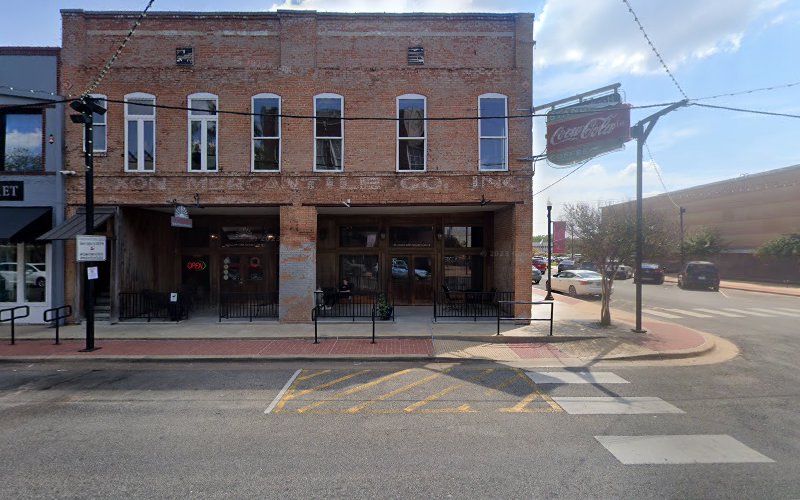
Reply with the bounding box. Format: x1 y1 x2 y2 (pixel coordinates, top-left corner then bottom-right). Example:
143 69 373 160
76 235 107 262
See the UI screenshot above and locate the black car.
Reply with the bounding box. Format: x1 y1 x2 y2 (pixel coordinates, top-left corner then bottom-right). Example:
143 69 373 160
636 263 665 284
578 261 599 272
677 261 720 291
558 259 576 273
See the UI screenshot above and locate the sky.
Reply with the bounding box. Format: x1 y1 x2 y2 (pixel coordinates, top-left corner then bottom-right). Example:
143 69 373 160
2 0 799 235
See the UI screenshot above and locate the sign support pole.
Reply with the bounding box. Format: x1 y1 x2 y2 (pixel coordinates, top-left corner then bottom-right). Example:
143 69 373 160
631 100 688 333
83 108 96 351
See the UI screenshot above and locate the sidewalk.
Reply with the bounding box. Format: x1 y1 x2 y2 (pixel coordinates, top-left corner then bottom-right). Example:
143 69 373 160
0 292 726 366
664 276 800 297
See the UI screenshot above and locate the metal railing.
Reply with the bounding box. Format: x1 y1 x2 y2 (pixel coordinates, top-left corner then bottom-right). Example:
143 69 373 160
219 292 278 321
1 305 30 345
496 300 554 336
43 305 72 345
433 290 514 322
312 291 393 344
119 291 189 322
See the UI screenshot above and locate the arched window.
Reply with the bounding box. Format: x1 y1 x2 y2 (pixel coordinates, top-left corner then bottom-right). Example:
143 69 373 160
252 93 281 172
188 93 218 172
397 94 426 171
124 92 155 171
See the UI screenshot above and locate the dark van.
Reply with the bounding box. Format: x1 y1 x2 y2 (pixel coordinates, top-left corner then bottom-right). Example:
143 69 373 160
677 261 720 291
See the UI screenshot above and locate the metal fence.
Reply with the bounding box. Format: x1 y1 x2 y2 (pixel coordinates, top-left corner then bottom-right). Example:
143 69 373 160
219 292 279 321
119 291 189 322
433 289 514 322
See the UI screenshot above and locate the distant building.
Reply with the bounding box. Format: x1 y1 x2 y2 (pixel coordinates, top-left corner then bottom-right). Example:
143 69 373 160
0 47 66 322
605 164 800 281
55 10 535 323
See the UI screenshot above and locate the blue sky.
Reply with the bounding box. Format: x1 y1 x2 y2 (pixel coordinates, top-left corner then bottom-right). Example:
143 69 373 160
2 0 799 234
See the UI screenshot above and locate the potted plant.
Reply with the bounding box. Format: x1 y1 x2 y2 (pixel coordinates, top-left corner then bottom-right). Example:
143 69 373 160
376 293 393 320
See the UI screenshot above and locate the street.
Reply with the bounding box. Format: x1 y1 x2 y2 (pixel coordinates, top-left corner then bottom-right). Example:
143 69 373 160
1 358 798 498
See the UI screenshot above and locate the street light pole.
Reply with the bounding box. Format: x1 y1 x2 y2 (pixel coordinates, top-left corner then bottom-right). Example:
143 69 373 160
545 200 554 301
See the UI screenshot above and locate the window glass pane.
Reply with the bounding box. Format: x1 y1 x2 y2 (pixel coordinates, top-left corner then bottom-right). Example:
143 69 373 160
398 99 424 138
480 138 506 170
389 226 433 247
315 98 341 137
340 226 379 248
443 255 483 291
480 97 506 137
4 113 42 172
398 139 425 170
254 98 279 138
127 121 138 169
93 124 106 151
127 98 154 116
444 226 484 248
206 122 217 170
190 121 201 170
143 121 154 170
92 99 107 125
180 227 210 247
316 138 342 170
24 244 46 303
0 245 18 302
340 255 379 293
391 257 409 281
190 99 216 116
254 139 279 171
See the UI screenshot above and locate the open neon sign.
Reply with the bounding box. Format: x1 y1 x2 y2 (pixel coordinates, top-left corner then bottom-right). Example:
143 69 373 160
186 260 207 271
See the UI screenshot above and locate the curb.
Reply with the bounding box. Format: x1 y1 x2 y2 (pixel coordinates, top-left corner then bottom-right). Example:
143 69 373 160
595 331 717 361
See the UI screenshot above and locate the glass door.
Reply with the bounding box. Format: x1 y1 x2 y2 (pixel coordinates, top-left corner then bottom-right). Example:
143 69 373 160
389 255 434 305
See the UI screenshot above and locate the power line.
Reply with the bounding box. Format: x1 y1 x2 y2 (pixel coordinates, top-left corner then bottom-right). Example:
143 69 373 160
532 157 593 197
691 80 800 101
621 0 689 100
82 0 157 97
645 143 681 209
691 102 800 119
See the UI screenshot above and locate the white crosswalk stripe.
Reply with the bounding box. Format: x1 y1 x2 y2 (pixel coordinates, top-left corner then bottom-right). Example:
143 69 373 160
758 308 800 317
642 308 682 319
725 308 772 317
596 435 774 464
661 308 713 318
773 307 800 314
554 396 683 415
526 371 629 384
693 308 745 317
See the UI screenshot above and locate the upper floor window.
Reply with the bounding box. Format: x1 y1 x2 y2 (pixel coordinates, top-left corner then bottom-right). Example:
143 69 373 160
252 93 280 172
124 92 155 171
397 94 426 171
0 110 43 172
314 93 343 172
478 94 508 171
188 93 218 172
85 94 107 153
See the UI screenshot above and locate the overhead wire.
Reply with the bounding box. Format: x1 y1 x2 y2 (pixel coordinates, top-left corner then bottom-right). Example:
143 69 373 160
645 143 681 209
691 80 800 101
690 102 800 119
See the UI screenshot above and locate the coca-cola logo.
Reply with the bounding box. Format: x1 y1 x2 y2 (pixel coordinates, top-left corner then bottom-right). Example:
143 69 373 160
549 113 628 146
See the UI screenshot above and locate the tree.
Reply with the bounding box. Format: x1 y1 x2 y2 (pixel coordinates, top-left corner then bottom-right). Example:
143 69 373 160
683 227 724 257
564 203 677 326
756 233 800 258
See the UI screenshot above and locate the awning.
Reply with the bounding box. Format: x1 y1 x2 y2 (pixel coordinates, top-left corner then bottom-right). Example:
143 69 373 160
37 207 116 241
0 207 52 243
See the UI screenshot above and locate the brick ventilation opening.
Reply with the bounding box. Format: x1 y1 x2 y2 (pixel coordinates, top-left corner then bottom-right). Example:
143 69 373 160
407 47 424 65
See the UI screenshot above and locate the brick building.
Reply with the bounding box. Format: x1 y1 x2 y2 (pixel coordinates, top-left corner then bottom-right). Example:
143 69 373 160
56 9 534 323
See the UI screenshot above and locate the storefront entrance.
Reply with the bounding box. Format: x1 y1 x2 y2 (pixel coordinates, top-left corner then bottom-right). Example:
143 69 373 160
389 255 434 305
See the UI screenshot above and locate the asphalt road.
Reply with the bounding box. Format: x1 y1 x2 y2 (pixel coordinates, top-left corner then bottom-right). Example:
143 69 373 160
0 360 797 499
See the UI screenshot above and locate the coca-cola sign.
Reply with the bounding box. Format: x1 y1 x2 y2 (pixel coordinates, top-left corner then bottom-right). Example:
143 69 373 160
546 94 631 166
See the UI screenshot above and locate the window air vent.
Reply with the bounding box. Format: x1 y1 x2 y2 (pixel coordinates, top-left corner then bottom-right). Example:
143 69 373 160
407 47 424 65
176 47 194 66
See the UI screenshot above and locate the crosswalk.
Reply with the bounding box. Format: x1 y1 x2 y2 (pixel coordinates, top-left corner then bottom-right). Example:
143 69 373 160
643 306 800 320
527 370 775 465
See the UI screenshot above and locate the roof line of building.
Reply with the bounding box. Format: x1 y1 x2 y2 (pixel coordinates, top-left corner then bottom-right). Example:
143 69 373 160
60 9 531 19
0 47 60 55
648 163 800 200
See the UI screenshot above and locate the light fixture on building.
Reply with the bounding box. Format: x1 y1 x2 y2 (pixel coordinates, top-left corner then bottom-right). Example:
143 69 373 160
436 231 443 240
266 233 275 241
379 230 386 240
480 195 490 206
48 134 55 144
342 198 351 208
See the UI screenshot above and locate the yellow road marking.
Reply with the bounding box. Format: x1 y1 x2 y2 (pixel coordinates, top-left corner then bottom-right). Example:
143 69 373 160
296 370 331 382
272 369 371 413
499 370 562 413
483 373 520 396
295 369 415 413
418 404 474 413
345 368 451 414
404 368 494 412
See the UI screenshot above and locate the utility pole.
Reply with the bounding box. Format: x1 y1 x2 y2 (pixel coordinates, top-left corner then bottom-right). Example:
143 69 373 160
631 99 688 333
679 206 686 269
69 96 106 351
545 200 554 301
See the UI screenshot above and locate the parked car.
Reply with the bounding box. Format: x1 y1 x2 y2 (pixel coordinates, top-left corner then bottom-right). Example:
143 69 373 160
677 261 720 291
532 257 548 273
551 269 611 297
557 259 576 273
578 261 599 272
0 263 46 288
636 263 665 284
531 266 542 284
605 264 633 280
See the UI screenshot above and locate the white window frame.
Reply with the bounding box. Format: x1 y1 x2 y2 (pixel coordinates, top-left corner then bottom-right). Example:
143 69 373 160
396 94 427 172
478 93 508 172
84 93 107 153
187 92 219 172
0 242 52 310
313 93 344 173
251 93 281 172
123 92 156 172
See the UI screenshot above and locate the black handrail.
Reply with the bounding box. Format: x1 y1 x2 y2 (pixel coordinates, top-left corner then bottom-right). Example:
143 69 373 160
496 300 554 336
312 291 379 344
43 305 73 345
433 290 514 322
1 305 30 345
219 292 278 322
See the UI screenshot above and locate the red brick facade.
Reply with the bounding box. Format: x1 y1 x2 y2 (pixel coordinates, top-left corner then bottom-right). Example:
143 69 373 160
60 10 534 322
